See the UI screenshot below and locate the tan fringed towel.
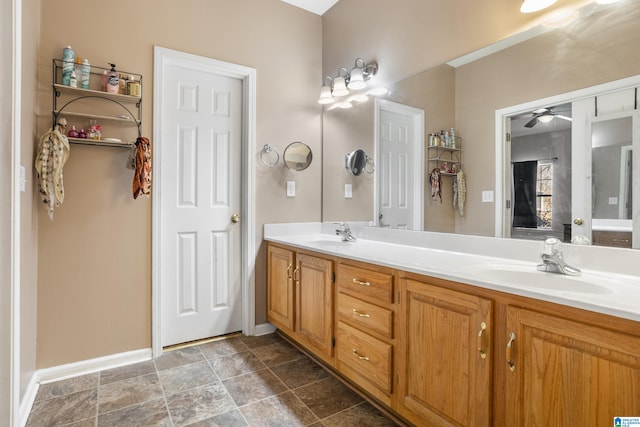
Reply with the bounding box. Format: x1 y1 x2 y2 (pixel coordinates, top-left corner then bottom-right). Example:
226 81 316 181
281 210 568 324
132 136 152 199
456 169 466 217
35 119 70 221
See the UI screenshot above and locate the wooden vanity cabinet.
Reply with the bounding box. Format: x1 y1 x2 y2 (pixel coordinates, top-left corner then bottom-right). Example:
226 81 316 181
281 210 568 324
502 305 640 426
335 260 396 405
267 244 295 334
266 242 640 427
294 251 335 363
395 273 493 427
267 243 335 364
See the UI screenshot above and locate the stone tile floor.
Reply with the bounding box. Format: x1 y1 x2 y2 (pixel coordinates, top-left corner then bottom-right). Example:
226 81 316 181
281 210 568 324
26 333 400 426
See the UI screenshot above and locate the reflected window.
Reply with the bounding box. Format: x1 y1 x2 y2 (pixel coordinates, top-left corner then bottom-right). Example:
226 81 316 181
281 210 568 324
536 162 553 229
513 160 554 229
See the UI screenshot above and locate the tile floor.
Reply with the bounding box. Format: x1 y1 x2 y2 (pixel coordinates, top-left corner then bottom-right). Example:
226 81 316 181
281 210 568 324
26 333 401 426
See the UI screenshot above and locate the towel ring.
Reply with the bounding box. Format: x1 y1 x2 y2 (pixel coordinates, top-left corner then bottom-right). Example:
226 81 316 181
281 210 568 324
260 144 280 167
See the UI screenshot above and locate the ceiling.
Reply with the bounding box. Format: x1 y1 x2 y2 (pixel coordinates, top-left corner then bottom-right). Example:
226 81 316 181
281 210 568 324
279 0 339 15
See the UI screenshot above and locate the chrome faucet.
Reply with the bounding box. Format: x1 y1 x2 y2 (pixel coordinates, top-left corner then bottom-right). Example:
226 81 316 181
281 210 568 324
335 223 357 242
537 238 581 276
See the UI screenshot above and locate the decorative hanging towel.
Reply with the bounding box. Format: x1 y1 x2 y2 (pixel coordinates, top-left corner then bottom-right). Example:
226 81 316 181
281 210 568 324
430 168 442 203
35 118 71 221
132 136 152 199
456 169 466 217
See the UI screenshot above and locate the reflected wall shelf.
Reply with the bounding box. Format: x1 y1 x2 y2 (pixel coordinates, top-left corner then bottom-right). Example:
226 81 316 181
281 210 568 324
428 137 462 176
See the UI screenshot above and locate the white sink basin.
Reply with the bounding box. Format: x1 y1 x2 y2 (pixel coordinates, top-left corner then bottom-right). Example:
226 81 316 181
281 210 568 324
464 263 616 294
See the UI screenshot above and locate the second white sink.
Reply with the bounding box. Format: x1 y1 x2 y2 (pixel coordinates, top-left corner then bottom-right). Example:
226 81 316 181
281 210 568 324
464 263 615 294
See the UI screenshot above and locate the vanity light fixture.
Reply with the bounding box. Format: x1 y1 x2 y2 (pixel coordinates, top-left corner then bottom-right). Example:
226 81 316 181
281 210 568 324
520 0 557 13
332 68 350 96
317 58 379 104
318 76 335 105
347 58 367 90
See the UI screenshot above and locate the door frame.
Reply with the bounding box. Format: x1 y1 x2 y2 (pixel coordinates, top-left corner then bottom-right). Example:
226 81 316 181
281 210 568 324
3 0 21 423
374 98 425 230
152 46 256 357
494 73 640 238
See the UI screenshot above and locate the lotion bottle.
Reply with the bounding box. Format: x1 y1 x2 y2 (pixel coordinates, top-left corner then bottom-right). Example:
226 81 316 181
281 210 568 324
106 63 119 94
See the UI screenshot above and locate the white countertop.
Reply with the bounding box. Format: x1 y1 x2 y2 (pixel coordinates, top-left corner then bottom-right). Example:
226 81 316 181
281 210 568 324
264 223 640 322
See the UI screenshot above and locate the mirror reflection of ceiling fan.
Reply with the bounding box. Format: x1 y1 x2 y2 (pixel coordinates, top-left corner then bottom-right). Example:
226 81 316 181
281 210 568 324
525 106 573 128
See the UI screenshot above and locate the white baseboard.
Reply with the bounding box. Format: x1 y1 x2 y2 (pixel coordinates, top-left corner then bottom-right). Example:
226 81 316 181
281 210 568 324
19 373 39 427
37 348 152 384
18 348 151 427
254 322 276 336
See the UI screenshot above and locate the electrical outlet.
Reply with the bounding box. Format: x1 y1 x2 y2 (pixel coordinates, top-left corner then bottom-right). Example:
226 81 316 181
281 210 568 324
482 190 494 203
344 184 353 198
286 181 296 197
608 197 618 205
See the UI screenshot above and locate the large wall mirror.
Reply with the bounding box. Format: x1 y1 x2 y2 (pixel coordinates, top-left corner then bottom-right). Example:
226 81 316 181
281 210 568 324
321 0 640 249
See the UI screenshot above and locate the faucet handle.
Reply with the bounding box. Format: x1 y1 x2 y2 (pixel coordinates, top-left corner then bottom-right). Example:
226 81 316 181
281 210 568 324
543 237 561 255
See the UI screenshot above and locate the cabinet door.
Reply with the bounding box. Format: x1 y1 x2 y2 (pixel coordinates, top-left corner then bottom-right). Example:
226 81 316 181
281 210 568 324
505 307 640 426
396 277 492 427
267 245 295 333
295 253 334 360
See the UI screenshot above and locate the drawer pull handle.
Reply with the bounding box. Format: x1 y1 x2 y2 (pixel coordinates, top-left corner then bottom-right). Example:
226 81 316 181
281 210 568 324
352 309 370 318
477 322 487 359
506 331 516 372
352 278 371 287
352 348 369 361
286 263 292 280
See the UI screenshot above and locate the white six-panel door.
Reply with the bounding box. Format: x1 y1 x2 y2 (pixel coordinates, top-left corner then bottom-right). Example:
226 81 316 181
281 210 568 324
376 100 424 230
160 61 242 347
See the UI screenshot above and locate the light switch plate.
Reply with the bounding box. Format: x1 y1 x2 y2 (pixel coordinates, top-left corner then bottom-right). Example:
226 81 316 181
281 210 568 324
286 181 296 197
482 190 494 203
20 165 26 192
344 184 352 199
608 197 618 205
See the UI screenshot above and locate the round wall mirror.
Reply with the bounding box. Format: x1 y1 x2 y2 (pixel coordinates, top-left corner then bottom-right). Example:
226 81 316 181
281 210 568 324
344 149 373 176
283 141 313 171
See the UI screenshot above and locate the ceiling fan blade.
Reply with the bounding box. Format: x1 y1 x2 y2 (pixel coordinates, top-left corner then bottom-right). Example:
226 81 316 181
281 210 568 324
524 116 539 128
556 114 573 122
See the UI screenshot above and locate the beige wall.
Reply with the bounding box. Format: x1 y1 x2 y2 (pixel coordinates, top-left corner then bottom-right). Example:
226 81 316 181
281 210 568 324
21 0 40 400
36 0 322 368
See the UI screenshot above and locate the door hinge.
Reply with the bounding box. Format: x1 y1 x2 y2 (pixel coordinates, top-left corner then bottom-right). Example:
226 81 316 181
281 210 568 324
506 132 511 142
506 200 511 209
332 337 336 347
397 291 400 304
332 272 336 283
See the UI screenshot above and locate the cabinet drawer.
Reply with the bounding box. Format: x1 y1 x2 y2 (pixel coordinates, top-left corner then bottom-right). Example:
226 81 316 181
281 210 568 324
337 263 394 304
337 321 392 394
337 293 393 338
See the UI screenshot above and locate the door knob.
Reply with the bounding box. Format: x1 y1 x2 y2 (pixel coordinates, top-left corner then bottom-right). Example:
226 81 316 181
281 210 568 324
573 218 583 225
231 214 240 223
